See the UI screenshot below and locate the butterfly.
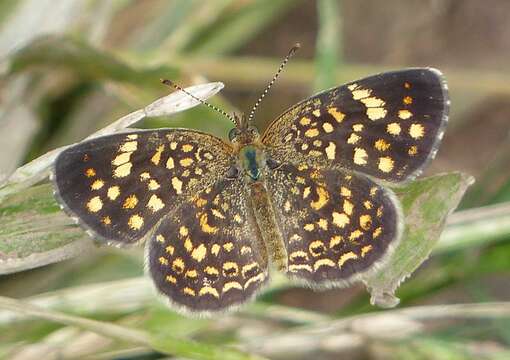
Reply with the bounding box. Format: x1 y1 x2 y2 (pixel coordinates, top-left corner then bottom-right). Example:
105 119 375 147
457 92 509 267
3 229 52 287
52 45 448 315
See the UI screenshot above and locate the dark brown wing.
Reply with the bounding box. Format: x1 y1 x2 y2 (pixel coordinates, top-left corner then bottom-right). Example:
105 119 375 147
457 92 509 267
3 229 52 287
262 69 448 183
266 163 402 285
53 129 233 245
147 177 268 314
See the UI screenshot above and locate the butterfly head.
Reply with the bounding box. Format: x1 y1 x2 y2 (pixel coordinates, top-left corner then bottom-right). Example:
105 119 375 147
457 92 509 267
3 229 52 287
228 113 260 145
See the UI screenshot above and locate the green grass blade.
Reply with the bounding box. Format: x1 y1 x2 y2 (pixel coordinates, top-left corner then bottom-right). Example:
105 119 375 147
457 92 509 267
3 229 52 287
314 0 341 91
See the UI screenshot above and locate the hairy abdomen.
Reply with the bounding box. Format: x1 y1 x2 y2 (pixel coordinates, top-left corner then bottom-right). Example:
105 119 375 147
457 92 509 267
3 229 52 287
249 181 287 271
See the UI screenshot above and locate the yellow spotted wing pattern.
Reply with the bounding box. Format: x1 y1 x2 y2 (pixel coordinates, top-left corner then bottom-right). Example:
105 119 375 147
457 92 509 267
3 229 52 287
263 68 448 182
147 178 268 313
266 164 401 284
53 129 232 245
53 68 448 314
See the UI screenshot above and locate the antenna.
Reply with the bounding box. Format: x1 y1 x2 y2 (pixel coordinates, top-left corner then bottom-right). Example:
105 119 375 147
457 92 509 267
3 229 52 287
160 79 237 126
247 43 300 123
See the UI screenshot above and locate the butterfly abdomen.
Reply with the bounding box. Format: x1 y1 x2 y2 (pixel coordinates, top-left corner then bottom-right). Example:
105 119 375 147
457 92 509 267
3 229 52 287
249 181 288 272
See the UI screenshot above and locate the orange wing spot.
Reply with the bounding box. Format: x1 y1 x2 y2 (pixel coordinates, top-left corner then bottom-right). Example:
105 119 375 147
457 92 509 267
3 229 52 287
343 200 354 215
408 145 418 156
305 128 319 137
199 213 218 234
300 116 311 126
289 250 308 262
182 144 194 152
325 142 336 160
158 257 168 265
327 107 346 123
165 245 174 255
330 235 343 249
223 242 234 252
179 158 194 167
317 218 328 230
113 163 132 178
171 177 183 194
398 109 413 119
409 123 425 139
199 286 220 298
112 152 132 166
340 186 352 197
361 245 373 257
313 258 336 271
191 244 207 262
107 186 120 200
123 194 138 209
304 223 315 231
85 168 96 177
310 186 330 210
338 251 358 267
387 123 401 136
332 212 350 228
374 139 391 151
404 82 411 89
223 281 243 293
222 262 239 277
86 196 103 212
403 96 413 105
353 147 368 165
150 145 165 165
360 96 385 108
373 227 382 238
91 179 104 190
378 156 395 173
352 124 364 132
101 216 111 225
166 275 177 284
351 88 371 100
128 214 144 230
148 179 160 190
347 133 361 144
349 229 363 241
366 107 387 120
289 264 313 273
359 214 372 230
322 122 334 133
309 240 326 257
82 154 90 162
183 287 196 296
172 257 185 273
147 194 165 212
120 141 137 152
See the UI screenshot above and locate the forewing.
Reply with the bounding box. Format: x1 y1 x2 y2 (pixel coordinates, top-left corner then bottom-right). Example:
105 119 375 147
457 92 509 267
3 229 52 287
266 164 402 285
147 178 268 314
262 68 448 182
53 129 233 245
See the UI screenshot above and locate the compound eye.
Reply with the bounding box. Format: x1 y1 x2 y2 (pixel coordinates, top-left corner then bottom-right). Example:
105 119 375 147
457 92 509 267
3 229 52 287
226 165 240 179
228 128 241 142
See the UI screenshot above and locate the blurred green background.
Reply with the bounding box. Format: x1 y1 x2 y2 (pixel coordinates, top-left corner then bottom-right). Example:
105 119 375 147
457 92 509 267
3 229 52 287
1 1 510 359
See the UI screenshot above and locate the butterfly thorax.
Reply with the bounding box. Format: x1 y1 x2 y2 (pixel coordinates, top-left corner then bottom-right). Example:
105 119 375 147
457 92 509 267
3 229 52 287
229 124 288 271
239 145 265 182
